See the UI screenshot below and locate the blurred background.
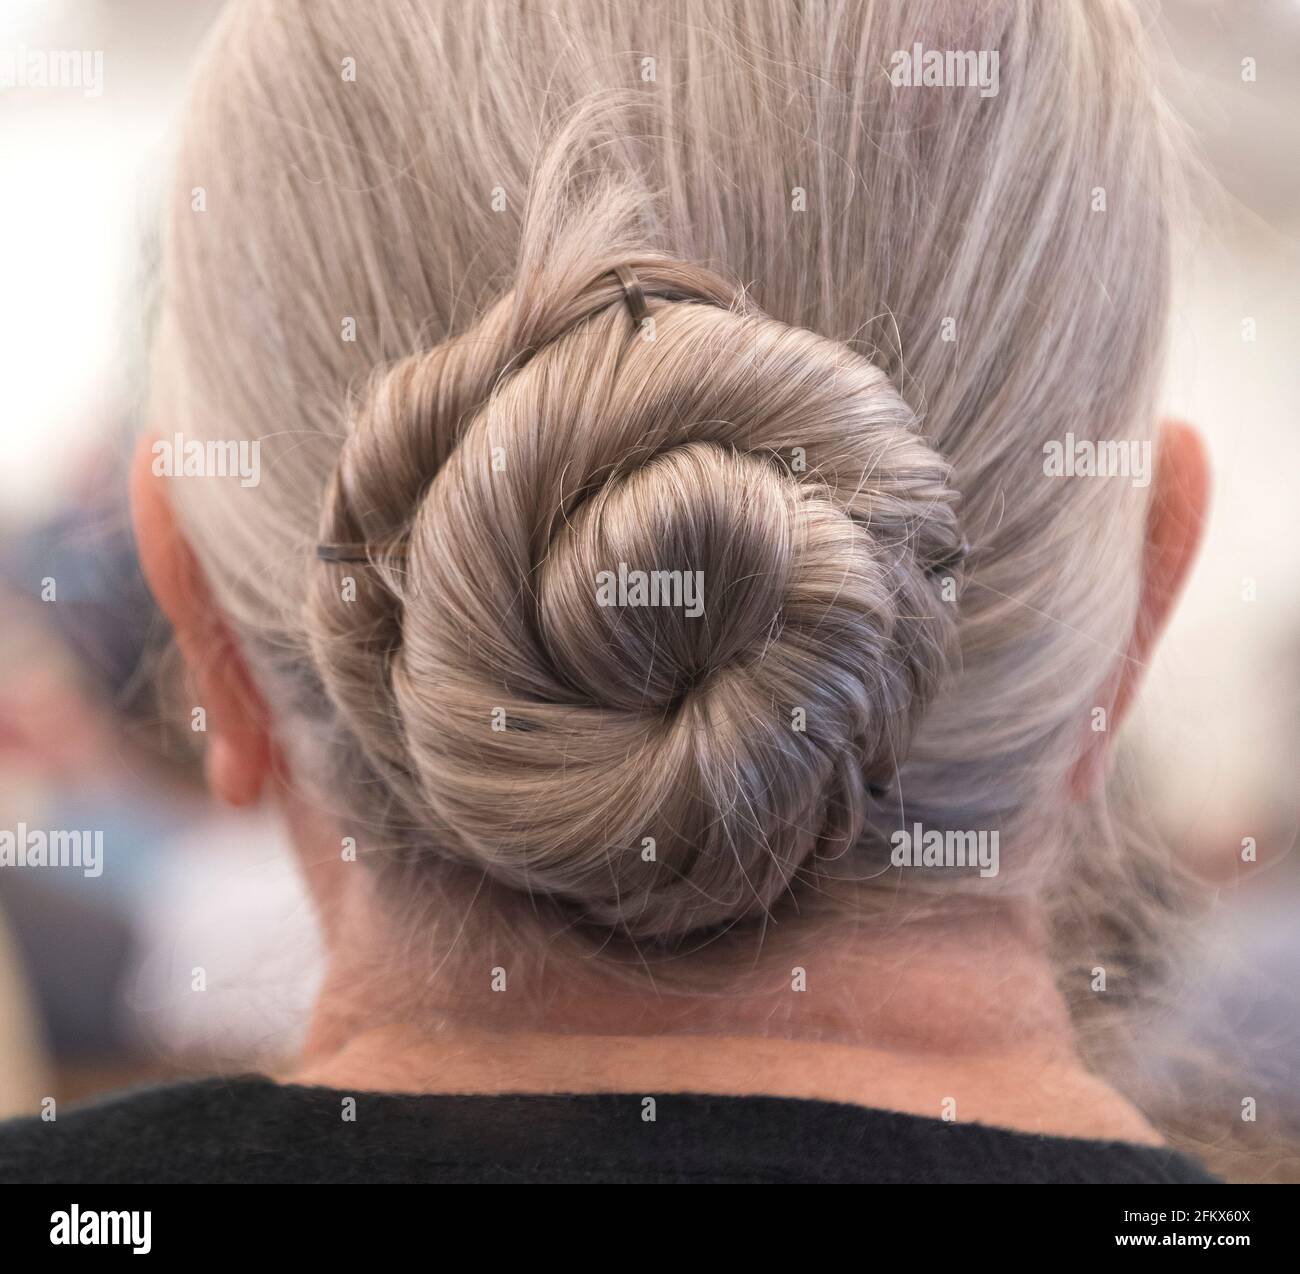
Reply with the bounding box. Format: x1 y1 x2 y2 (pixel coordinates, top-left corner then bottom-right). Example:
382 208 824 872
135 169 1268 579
0 0 1295 1180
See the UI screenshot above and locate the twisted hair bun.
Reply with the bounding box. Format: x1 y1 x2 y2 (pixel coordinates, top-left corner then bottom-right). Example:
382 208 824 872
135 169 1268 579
307 236 964 941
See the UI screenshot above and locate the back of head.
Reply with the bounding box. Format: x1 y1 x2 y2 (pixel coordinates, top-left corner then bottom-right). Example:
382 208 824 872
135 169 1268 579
155 1 1177 958
306 212 965 938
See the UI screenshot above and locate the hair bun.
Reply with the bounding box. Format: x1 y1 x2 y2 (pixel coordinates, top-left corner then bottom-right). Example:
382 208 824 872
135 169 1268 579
307 251 964 940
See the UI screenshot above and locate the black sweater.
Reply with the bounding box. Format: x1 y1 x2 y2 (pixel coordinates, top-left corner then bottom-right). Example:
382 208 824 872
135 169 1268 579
0 1076 1218 1184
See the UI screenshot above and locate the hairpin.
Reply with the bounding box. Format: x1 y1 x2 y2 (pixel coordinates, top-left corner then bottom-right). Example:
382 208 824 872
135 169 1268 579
613 265 650 325
315 542 408 565
317 267 654 565
930 536 972 576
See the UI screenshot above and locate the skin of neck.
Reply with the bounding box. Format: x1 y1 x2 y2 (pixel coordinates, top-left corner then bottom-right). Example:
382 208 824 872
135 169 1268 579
276 779 1163 1146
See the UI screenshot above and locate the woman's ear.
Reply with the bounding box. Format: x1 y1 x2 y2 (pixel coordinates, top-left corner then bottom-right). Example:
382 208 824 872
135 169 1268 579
129 435 273 807
1072 419 1211 796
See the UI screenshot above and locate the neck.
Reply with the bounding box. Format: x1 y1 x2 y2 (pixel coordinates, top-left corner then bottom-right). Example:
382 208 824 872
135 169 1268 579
281 842 1161 1146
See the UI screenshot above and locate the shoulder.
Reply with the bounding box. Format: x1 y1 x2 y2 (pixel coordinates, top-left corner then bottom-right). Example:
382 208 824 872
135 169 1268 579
0 1081 1222 1185
0 1076 511 1184
0 1078 295 1184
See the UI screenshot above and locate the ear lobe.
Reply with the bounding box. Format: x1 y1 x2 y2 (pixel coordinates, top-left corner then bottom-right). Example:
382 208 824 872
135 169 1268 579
1071 421 1210 798
129 435 273 808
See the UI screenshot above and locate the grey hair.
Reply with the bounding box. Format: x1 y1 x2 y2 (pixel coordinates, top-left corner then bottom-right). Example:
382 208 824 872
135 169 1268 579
153 0 1183 961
